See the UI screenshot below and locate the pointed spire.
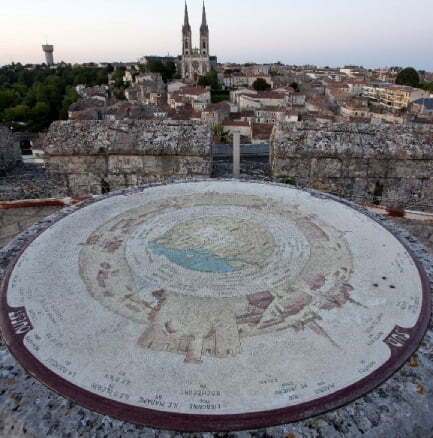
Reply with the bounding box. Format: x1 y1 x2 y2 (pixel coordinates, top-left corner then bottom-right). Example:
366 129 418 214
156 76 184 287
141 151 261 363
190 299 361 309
202 1 207 27
200 0 208 33
184 1 189 26
183 1 191 34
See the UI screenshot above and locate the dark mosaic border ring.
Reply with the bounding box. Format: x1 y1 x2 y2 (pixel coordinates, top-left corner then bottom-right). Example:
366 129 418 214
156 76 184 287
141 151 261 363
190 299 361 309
0 179 432 433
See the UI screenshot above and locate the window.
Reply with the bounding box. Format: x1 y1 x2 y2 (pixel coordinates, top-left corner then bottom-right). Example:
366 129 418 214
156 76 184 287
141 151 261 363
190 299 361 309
203 41 206 49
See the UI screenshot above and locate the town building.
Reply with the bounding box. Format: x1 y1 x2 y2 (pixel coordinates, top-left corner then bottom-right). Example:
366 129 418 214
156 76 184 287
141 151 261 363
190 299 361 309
201 102 231 127
167 87 211 110
362 83 429 111
138 55 177 65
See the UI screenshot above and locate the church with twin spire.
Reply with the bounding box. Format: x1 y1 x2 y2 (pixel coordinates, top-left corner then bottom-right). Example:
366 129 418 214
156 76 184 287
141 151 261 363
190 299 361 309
180 1 217 82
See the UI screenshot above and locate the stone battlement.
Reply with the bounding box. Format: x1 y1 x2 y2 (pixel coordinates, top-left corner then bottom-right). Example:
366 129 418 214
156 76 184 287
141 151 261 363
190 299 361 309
0 125 21 176
42 120 212 196
271 122 433 210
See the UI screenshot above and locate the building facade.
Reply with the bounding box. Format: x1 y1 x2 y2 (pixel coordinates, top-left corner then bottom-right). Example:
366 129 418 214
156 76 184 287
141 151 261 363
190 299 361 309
362 83 429 111
180 2 217 82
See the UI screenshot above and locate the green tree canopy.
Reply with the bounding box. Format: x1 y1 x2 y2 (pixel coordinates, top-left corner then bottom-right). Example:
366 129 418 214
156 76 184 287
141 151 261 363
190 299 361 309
252 78 271 91
145 61 177 82
0 90 17 112
396 67 420 87
213 124 229 142
290 82 300 92
3 104 31 123
0 63 109 131
419 83 433 92
197 71 220 90
30 102 51 131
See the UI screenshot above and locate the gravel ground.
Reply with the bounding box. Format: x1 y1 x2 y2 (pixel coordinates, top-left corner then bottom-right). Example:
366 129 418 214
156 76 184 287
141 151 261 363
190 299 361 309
0 164 67 201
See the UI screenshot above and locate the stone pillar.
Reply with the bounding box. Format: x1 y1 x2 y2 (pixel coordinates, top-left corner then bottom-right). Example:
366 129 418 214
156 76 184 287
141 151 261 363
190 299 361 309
233 131 240 179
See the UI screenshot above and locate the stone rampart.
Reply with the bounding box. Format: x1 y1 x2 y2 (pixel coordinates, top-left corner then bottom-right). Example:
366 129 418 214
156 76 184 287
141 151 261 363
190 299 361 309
271 122 433 210
0 126 21 176
42 120 212 196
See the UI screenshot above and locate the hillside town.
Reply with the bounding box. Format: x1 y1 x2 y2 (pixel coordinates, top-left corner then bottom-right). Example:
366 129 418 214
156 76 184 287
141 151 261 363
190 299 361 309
62 3 433 145
67 61 433 144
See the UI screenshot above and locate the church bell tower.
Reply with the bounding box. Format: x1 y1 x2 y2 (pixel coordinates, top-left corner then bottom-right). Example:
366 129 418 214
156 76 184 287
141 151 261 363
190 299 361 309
182 2 192 56
200 1 209 57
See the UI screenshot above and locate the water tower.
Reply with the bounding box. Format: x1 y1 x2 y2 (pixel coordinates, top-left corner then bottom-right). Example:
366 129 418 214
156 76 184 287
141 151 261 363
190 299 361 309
42 44 54 66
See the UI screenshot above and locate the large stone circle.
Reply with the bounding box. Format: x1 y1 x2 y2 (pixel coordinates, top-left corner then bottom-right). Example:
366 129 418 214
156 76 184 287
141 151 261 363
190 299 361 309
0 180 431 433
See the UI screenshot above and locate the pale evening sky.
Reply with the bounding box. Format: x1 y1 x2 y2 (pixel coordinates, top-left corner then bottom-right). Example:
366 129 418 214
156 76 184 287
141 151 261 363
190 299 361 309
0 0 432 70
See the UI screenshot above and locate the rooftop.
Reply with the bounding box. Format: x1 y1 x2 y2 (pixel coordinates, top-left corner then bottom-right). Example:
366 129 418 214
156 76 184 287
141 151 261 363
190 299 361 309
413 98 433 110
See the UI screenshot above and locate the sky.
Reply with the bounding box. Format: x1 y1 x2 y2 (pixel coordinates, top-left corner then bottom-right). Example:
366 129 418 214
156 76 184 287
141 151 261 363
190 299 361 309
0 0 432 70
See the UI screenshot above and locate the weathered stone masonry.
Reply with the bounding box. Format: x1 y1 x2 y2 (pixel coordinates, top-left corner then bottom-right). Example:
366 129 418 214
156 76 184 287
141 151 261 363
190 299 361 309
0 126 21 176
42 120 212 196
271 122 433 210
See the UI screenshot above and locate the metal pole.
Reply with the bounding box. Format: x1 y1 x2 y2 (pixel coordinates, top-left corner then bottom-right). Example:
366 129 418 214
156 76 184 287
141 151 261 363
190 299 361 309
233 131 240 179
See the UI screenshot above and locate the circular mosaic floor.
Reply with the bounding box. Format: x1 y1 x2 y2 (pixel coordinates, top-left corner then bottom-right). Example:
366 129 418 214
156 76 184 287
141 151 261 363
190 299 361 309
0 181 430 431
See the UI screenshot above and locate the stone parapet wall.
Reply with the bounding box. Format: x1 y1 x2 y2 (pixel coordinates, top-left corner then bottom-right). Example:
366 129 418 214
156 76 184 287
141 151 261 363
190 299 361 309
271 122 433 210
42 120 212 196
0 126 21 176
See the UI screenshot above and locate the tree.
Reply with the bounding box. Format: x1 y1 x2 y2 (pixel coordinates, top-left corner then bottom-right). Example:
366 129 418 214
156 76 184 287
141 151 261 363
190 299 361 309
31 102 51 131
3 104 30 122
145 60 177 82
0 90 17 112
112 66 126 89
396 67 420 88
290 82 300 92
0 63 109 131
213 124 229 143
114 89 126 100
420 83 433 92
59 86 80 120
252 78 271 91
198 71 219 90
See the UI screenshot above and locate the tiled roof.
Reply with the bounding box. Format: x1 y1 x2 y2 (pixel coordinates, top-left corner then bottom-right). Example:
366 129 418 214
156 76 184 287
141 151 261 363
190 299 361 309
223 120 250 127
178 87 209 96
254 92 286 99
203 102 230 112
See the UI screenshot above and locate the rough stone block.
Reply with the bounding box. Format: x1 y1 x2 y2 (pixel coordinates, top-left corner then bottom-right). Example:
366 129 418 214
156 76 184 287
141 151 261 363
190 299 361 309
106 174 127 191
367 160 389 178
311 158 342 179
387 160 430 179
108 156 144 175
383 178 424 205
309 177 346 197
42 120 212 157
272 158 311 179
0 126 22 175
67 173 103 196
47 156 107 177
342 159 368 178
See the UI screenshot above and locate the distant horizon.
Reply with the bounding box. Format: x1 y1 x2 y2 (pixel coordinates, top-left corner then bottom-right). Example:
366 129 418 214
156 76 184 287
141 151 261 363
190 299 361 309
1 0 432 71
1 60 429 73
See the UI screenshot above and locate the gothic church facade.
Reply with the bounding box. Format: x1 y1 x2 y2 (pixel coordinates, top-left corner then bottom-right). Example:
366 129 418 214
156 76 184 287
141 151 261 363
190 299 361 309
180 2 217 82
